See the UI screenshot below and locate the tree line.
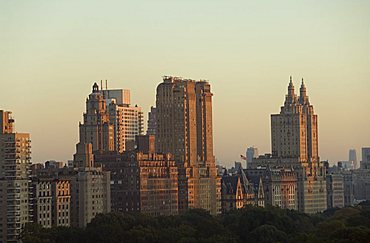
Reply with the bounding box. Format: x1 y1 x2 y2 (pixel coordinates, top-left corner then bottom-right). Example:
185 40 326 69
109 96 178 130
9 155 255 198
22 201 370 243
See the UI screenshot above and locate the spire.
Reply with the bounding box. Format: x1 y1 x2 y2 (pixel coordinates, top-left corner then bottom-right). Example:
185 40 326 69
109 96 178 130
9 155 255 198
299 78 309 105
284 76 298 107
92 82 99 93
300 78 306 93
287 76 295 97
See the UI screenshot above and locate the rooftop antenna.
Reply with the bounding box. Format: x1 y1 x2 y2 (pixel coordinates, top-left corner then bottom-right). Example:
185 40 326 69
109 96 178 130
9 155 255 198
100 80 103 90
105 80 108 90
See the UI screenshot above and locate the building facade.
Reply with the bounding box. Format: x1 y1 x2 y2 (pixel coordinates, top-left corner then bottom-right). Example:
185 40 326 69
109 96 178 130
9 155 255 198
155 76 221 215
352 169 370 202
326 173 344 208
245 167 296 210
52 179 71 227
95 150 179 216
146 106 157 135
69 143 111 228
30 177 71 228
31 179 52 228
265 167 298 210
0 110 32 242
106 89 144 152
342 171 354 206
221 175 244 212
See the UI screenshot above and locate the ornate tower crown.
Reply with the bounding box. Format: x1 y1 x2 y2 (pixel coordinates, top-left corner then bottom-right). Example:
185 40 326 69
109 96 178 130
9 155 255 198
299 78 310 105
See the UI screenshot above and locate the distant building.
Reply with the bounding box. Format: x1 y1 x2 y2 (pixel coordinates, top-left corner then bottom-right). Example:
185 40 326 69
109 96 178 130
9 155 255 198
338 161 354 170
0 110 32 242
45 160 65 169
216 165 227 176
146 106 157 135
246 147 258 168
227 161 243 175
326 174 344 208
349 149 357 170
67 160 74 168
361 147 370 169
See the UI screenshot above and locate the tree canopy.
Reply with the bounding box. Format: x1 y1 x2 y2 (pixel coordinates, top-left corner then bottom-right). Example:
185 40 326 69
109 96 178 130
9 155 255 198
22 203 370 243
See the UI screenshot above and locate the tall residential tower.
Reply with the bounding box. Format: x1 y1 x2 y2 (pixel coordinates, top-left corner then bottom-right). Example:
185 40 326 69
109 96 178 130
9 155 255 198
0 110 32 242
270 77 326 213
155 76 221 215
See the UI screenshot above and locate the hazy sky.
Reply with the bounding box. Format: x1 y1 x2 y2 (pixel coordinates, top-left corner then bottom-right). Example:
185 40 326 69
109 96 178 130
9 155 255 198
1 0 369 167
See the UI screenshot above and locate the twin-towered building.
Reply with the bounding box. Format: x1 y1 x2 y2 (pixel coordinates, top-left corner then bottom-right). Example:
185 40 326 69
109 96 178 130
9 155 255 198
246 77 327 214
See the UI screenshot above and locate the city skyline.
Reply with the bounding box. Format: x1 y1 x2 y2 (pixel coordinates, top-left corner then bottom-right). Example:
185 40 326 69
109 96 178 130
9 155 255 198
1 1 370 167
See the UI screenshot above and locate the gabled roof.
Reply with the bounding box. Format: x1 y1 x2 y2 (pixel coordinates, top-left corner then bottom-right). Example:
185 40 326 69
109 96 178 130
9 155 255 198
243 169 264 193
238 167 254 194
222 175 239 195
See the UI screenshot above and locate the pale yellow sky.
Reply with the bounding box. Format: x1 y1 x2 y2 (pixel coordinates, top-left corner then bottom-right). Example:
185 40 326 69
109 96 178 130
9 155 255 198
1 1 369 167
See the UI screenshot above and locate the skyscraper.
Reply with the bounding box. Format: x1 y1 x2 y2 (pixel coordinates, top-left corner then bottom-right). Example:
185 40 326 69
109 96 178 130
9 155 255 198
270 77 326 213
0 110 32 242
271 77 318 162
349 149 357 169
155 76 221 215
78 83 114 153
250 77 326 214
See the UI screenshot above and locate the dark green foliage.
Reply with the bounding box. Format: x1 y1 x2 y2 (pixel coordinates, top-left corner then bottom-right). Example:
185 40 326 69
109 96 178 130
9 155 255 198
22 203 370 243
